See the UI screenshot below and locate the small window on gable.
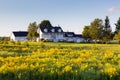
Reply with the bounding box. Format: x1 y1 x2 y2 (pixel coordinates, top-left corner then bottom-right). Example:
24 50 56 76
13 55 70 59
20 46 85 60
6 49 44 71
51 29 55 32
58 29 61 32
44 28 48 32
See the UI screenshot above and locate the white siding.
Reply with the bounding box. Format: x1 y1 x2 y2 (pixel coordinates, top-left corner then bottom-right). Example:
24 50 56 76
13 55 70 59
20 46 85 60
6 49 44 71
64 37 84 43
39 32 64 42
73 37 84 43
10 33 15 41
15 37 27 41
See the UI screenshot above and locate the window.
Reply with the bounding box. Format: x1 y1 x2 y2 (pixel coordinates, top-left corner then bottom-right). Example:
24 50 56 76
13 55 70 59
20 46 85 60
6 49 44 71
44 29 48 32
51 29 55 32
58 29 61 32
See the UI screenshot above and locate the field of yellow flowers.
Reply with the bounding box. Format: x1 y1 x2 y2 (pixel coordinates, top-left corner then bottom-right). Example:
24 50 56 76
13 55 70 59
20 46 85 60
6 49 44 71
0 41 120 80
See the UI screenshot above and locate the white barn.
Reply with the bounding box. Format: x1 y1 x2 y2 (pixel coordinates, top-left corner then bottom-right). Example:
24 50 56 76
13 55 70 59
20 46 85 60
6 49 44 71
10 31 28 41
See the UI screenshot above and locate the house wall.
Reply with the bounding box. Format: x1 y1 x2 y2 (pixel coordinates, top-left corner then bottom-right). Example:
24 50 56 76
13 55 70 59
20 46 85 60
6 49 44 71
10 33 15 41
64 37 74 42
40 32 64 42
73 37 84 43
64 37 84 43
15 37 28 41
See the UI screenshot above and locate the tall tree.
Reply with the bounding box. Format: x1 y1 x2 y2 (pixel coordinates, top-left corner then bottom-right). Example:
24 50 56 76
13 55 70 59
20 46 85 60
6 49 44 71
82 26 90 42
89 18 103 43
115 17 120 33
39 20 52 28
27 22 39 41
104 16 111 31
114 30 120 44
102 16 112 43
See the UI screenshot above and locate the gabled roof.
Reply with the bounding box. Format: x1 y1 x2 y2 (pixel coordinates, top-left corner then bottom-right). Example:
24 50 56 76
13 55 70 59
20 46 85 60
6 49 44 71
12 31 28 37
40 26 63 33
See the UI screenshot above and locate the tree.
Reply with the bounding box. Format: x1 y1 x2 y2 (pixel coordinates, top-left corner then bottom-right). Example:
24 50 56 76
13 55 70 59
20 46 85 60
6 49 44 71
82 26 90 42
27 22 39 41
115 17 120 33
39 20 52 28
102 16 112 43
104 16 111 31
114 30 120 44
89 18 103 43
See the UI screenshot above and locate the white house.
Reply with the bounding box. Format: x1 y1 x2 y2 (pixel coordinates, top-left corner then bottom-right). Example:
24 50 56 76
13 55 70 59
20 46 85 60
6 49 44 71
37 26 64 42
64 32 84 42
10 31 28 41
37 26 84 42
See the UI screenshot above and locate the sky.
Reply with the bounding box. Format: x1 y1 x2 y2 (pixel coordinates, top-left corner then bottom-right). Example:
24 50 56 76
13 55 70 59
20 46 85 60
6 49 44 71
0 0 120 36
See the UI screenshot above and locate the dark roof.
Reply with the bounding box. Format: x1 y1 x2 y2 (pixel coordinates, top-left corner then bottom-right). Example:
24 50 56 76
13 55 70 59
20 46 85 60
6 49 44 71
64 32 82 38
40 26 63 33
74 34 82 37
12 31 28 37
64 32 75 37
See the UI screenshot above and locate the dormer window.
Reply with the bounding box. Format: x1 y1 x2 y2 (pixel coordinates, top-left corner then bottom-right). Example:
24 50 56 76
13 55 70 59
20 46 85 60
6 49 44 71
51 29 55 32
58 29 61 32
44 28 48 32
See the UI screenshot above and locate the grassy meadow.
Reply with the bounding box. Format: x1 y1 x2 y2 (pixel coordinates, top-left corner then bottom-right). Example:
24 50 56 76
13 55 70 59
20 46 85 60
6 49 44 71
0 41 120 80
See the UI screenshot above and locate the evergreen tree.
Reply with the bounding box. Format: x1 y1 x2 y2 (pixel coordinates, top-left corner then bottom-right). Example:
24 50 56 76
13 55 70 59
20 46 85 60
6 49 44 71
104 16 111 31
102 16 112 43
115 17 120 33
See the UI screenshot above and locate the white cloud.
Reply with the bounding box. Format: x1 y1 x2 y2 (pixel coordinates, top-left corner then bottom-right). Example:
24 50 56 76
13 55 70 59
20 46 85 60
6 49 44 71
107 7 120 13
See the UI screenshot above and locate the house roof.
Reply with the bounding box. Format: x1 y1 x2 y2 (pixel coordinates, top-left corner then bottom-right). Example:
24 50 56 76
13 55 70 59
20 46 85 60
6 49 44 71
40 26 63 33
64 32 75 37
74 34 82 37
12 31 28 37
64 32 82 38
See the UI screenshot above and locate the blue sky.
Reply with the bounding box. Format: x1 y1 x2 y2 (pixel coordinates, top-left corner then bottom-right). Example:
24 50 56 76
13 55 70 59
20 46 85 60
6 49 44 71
0 0 120 36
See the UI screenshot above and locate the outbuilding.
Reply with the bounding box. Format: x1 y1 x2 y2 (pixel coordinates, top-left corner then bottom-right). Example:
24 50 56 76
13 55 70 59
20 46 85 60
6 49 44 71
10 31 28 41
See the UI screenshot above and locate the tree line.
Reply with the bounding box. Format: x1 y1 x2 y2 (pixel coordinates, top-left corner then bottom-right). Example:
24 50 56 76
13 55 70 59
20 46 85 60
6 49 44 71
27 17 120 43
82 16 120 43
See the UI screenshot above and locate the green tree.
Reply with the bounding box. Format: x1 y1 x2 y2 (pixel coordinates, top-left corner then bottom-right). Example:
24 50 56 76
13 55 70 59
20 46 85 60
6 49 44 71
89 18 103 43
104 16 111 31
102 16 112 43
82 26 90 42
27 22 39 41
39 20 52 28
114 30 120 44
115 17 120 33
